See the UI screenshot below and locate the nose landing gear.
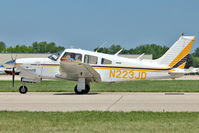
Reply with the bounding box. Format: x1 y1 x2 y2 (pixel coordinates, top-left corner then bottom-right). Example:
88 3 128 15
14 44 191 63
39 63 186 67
19 79 28 94
19 85 28 94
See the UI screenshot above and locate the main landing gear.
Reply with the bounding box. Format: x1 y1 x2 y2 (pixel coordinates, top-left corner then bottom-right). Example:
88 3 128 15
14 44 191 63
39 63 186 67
74 78 90 94
74 84 90 94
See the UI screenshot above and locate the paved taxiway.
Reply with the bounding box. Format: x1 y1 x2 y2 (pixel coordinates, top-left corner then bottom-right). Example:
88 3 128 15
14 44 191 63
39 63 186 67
0 92 199 112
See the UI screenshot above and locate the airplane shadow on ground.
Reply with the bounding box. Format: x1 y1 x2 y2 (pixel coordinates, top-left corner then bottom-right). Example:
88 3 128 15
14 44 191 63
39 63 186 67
53 92 100 95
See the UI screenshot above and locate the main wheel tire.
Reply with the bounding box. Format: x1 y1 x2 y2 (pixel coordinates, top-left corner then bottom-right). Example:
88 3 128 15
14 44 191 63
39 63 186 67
83 84 90 94
74 85 84 94
19 86 28 94
74 84 90 94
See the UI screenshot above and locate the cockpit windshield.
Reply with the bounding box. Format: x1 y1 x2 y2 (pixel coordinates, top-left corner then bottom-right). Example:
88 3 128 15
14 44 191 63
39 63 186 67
48 50 64 61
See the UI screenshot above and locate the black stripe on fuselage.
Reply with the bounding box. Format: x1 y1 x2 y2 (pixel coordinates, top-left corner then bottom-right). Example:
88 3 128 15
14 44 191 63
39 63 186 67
91 65 173 71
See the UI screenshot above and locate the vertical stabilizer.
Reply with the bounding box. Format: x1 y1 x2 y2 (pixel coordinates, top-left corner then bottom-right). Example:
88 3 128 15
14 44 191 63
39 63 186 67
155 36 195 68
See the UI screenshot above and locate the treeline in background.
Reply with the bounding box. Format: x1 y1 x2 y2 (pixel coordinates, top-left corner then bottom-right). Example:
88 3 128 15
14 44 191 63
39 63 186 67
0 41 198 68
0 41 65 53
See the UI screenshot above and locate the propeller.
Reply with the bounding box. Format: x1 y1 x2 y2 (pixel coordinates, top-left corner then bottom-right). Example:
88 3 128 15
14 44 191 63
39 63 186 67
12 67 15 87
11 55 17 87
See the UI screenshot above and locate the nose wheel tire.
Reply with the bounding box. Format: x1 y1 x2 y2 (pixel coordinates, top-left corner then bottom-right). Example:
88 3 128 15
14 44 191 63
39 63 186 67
19 86 28 94
74 84 90 94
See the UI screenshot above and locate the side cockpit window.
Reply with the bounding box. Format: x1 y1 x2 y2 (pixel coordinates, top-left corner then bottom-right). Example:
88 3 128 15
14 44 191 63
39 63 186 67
84 55 98 64
61 52 82 62
101 58 112 64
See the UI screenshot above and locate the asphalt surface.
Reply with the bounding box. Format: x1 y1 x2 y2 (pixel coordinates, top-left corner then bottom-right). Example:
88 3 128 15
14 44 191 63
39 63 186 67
0 92 199 112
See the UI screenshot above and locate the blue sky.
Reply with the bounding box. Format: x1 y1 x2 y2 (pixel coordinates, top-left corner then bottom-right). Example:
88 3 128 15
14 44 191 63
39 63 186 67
0 0 199 51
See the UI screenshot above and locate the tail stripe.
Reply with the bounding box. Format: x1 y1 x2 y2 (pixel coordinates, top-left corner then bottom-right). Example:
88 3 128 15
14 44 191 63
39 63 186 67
172 54 189 68
168 37 195 67
178 62 186 69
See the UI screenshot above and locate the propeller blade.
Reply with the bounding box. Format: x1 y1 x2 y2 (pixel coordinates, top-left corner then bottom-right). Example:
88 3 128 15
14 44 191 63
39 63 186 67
10 54 17 87
14 55 17 61
12 67 15 87
11 55 13 61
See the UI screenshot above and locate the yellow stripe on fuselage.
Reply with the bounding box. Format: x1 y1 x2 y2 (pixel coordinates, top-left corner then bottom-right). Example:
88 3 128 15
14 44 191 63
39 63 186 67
40 64 60 67
92 67 175 73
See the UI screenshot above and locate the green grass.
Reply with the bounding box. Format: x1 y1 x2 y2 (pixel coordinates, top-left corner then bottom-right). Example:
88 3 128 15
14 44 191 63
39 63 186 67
0 80 199 92
0 111 198 133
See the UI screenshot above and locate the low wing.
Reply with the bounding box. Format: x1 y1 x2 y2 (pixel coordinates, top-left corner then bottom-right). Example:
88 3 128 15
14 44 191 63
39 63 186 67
56 61 101 82
16 65 41 81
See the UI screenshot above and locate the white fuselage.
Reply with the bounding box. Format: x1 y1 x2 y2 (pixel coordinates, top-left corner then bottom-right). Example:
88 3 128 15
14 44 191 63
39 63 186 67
16 49 179 82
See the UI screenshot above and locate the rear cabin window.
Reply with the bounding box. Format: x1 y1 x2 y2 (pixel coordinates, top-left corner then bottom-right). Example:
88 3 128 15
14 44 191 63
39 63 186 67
101 58 112 64
84 55 98 64
61 52 82 62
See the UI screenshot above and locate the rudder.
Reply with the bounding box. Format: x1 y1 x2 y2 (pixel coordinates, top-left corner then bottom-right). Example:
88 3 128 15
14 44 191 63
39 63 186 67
155 35 195 68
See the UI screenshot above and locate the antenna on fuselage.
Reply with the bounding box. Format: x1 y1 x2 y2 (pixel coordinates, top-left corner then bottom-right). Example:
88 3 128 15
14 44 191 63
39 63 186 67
137 53 145 61
95 41 107 52
114 48 123 56
70 45 74 49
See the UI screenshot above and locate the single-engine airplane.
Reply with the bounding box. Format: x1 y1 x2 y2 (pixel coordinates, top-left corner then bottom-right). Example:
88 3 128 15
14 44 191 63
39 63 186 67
14 35 195 94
